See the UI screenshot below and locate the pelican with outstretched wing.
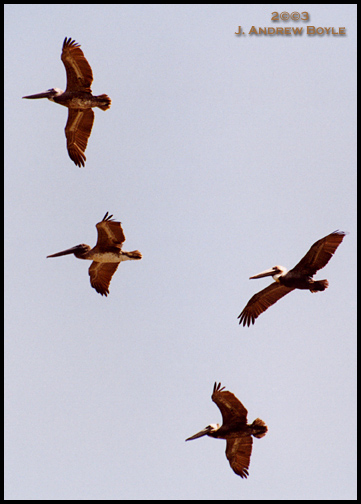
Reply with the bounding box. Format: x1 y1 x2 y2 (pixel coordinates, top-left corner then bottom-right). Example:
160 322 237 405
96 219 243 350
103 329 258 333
186 383 267 478
47 213 141 296
23 37 111 167
238 230 347 326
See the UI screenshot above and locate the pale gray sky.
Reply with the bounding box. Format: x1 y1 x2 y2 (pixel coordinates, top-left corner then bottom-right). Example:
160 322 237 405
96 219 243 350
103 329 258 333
5 4 356 500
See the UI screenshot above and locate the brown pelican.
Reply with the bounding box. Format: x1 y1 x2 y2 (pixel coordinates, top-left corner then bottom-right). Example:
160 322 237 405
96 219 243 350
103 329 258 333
23 37 111 167
238 230 347 326
47 212 141 296
186 383 267 479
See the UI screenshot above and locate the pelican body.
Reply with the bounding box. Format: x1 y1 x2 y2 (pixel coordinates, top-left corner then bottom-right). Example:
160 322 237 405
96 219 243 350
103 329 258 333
23 37 111 167
238 230 347 326
186 383 267 479
47 212 141 296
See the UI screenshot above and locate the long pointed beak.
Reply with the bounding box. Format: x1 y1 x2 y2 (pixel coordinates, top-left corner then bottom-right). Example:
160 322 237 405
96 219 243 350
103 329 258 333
185 428 210 442
249 267 276 279
47 246 79 258
22 91 53 99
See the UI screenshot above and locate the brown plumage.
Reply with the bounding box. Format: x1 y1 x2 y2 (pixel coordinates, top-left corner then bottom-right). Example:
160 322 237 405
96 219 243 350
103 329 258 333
186 383 267 479
23 37 111 167
238 230 347 326
47 212 141 296
65 108 94 167
88 262 120 297
61 37 93 92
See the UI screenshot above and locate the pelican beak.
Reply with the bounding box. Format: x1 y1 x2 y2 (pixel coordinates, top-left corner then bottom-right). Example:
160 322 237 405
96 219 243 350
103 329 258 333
249 267 276 279
22 90 54 99
47 245 80 258
185 427 210 441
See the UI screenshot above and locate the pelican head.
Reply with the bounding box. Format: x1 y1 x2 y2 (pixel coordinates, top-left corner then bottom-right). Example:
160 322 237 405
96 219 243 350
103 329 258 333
23 88 63 101
185 423 220 441
250 265 287 282
47 243 91 259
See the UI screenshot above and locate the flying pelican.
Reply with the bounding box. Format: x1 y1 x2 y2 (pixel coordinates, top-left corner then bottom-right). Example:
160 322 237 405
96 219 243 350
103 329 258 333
47 212 141 296
23 37 111 167
186 383 267 479
238 230 347 326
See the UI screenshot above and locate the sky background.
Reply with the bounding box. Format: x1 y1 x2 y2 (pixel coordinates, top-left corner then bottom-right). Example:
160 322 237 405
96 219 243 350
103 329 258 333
5 4 356 500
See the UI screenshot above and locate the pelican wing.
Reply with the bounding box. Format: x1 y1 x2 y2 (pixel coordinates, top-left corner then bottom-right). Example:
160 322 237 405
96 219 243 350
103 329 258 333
89 262 119 296
291 230 347 277
238 283 294 326
212 383 248 425
225 436 253 479
65 108 94 167
61 37 93 92
96 213 126 249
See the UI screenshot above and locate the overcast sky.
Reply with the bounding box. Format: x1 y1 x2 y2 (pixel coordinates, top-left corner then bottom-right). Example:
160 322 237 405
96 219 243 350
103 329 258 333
5 4 356 500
